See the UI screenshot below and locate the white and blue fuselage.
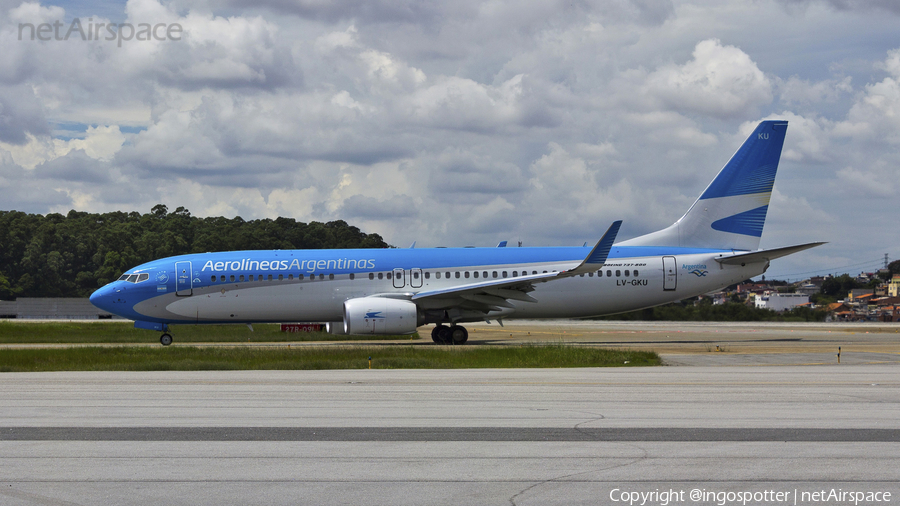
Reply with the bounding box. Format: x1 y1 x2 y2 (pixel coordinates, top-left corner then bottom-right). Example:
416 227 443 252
91 245 758 325
90 121 823 344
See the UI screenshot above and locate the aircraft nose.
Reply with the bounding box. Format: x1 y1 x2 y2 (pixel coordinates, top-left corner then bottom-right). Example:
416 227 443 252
89 285 115 312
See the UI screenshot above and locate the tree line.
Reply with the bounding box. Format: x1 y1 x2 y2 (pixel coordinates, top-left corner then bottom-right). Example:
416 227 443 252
0 205 389 299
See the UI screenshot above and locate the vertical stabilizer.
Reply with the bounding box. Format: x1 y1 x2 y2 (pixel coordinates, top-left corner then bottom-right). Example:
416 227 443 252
620 120 788 251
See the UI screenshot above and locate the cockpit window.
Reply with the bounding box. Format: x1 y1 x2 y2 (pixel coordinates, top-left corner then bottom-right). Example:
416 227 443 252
120 273 151 283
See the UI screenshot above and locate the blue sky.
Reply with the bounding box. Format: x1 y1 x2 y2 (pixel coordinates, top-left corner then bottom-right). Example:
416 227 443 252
1 0 899 281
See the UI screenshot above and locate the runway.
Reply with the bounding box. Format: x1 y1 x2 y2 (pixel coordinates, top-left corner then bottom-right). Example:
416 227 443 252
2 360 899 505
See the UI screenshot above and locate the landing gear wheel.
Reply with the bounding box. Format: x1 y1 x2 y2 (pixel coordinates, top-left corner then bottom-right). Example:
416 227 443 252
160 333 173 346
431 325 447 343
433 325 452 344
450 326 468 345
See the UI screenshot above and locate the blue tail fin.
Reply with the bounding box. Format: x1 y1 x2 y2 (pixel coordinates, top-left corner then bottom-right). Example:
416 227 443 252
621 120 788 251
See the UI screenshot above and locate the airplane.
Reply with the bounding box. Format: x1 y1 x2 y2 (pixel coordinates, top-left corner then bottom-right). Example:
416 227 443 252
90 120 823 345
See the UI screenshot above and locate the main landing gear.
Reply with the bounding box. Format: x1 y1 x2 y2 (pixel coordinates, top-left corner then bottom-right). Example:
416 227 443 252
431 324 468 345
160 333 173 346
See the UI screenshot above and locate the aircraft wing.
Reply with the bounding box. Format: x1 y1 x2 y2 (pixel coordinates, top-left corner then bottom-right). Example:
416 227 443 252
713 242 826 265
411 221 622 311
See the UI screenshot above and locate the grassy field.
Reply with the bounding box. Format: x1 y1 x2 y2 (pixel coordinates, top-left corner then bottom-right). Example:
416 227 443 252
0 344 660 372
0 321 416 344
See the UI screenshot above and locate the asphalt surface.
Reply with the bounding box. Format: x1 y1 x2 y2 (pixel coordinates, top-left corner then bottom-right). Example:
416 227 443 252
1 321 899 505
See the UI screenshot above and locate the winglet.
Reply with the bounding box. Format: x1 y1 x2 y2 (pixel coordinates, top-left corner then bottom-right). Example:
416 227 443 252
409 241 416 249
564 220 622 276
497 241 508 248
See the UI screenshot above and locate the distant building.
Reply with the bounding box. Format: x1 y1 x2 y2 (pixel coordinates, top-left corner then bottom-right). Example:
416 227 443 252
879 306 900 323
737 283 769 294
755 292 809 312
795 283 820 296
854 272 873 284
889 275 900 298
872 296 900 307
808 275 829 287
710 292 728 305
848 289 874 302
825 302 850 314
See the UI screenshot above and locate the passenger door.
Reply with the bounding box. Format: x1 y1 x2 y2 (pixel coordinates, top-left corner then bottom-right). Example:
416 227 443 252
662 256 676 291
175 261 193 296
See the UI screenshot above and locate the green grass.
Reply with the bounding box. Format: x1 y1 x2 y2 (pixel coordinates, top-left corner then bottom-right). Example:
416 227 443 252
0 321 416 344
0 344 659 372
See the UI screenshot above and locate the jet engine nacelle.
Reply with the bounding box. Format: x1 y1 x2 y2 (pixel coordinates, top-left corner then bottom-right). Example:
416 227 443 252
343 297 422 335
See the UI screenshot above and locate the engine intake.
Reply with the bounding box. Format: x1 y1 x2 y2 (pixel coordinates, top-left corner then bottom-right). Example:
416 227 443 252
343 297 422 335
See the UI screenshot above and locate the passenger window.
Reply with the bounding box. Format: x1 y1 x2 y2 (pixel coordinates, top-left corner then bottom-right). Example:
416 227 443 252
455 272 460 278
378 273 383 280
350 273 355 280
414 272 420 279
278 274 284 280
607 270 612 277
512 271 518 277
533 271 537 275
464 272 470 278
474 271 479 278
230 275 235 282
435 272 441 279
448 272 452 278
329 274 334 280
634 269 639 276
239 275 245 282
299 274 304 280
493 272 498 278
211 276 216 282
221 276 226 282
483 271 488 278
319 274 324 280
625 270 630 277
387 272 392 280
616 270 621 277
288 274 293 280
502 271 507 278
267 275 273 281
588 272 593 277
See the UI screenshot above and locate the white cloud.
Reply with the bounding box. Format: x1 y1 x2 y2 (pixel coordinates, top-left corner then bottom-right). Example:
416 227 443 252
642 39 773 119
834 50 900 144
778 75 852 105
3 0 900 277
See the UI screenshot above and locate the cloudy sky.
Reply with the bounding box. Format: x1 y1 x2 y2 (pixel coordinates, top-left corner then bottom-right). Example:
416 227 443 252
1 0 898 280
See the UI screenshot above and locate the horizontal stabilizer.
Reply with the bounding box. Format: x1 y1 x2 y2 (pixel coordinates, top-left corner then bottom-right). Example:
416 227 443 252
714 242 826 265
